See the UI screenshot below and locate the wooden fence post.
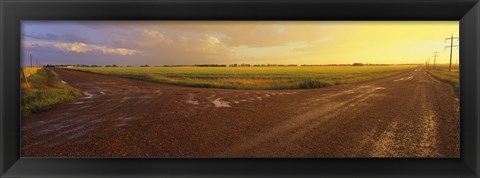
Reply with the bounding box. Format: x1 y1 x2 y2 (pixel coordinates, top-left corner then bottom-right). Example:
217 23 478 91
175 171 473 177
21 67 29 89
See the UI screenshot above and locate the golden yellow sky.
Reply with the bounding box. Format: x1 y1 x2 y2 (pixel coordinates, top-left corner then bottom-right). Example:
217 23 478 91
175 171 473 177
23 21 459 65
233 21 459 64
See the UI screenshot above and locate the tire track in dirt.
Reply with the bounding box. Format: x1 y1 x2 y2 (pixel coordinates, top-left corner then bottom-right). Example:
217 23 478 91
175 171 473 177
220 85 387 156
21 66 459 157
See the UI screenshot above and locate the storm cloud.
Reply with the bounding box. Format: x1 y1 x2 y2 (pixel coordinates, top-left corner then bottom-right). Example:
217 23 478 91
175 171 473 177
21 21 458 66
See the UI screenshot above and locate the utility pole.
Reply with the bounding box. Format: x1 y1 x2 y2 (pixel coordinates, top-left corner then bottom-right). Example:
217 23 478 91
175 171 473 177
432 51 439 70
30 54 33 68
445 33 459 72
21 67 29 89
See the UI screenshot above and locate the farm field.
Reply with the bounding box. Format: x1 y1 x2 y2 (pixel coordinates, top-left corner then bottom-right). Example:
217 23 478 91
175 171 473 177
69 65 417 90
426 64 459 94
20 21 460 158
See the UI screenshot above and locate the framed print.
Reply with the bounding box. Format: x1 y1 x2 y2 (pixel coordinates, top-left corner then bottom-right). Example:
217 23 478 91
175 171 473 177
18 20 461 158
1 0 479 177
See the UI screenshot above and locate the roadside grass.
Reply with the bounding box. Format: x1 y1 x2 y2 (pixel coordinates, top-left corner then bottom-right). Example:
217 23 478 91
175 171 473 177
70 65 416 90
21 68 82 118
427 64 459 95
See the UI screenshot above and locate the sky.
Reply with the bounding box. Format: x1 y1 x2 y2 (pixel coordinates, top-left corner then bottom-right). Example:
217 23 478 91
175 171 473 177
21 21 459 66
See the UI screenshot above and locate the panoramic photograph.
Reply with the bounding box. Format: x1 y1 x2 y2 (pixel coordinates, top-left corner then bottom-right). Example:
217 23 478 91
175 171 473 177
20 21 459 158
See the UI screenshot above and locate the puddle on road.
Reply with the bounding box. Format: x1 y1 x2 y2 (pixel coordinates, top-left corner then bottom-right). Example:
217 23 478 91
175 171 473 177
393 75 414 82
186 93 199 105
212 98 231 107
394 77 406 82
349 86 386 103
187 99 199 105
406 75 414 80
83 92 94 99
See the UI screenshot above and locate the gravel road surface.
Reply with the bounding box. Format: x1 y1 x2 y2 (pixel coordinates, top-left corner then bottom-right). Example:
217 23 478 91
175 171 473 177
21 67 459 157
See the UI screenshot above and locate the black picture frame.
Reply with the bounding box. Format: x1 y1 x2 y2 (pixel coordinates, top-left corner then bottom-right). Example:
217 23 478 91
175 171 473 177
1 0 479 177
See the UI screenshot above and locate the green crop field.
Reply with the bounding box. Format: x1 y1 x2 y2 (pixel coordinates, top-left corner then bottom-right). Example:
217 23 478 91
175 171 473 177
69 65 417 90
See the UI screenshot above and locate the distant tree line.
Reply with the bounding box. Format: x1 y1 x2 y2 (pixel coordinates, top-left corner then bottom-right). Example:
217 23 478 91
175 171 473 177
45 64 103 68
195 64 227 67
43 63 411 68
230 64 299 67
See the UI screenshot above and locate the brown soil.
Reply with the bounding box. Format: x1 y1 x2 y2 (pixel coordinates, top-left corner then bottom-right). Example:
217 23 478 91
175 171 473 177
21 67 459 158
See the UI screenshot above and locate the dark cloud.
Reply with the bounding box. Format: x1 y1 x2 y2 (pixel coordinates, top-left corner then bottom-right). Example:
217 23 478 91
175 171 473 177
22 21 457 66
24 32 59 41
76 21 331 48
22 44 140 66
23 32 93 44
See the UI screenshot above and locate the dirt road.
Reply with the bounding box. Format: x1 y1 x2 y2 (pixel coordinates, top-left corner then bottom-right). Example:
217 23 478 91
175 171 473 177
21 67 459 157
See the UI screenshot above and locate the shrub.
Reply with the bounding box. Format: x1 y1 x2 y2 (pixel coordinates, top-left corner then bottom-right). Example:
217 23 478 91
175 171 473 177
21 68 82 118
298 80 332 89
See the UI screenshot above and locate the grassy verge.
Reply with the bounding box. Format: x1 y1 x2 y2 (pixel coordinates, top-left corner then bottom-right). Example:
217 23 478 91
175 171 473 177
427 69 459 95
21 68 82 118
70 65 416 90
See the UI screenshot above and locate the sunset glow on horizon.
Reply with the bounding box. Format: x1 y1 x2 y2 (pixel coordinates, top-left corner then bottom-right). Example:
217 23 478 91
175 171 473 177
22 21 459 66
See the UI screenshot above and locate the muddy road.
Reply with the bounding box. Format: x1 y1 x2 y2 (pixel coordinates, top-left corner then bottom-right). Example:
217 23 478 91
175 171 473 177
22 67 459 157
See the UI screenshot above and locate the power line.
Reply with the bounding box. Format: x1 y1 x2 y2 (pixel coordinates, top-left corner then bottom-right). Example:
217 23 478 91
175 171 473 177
445 33 459 72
